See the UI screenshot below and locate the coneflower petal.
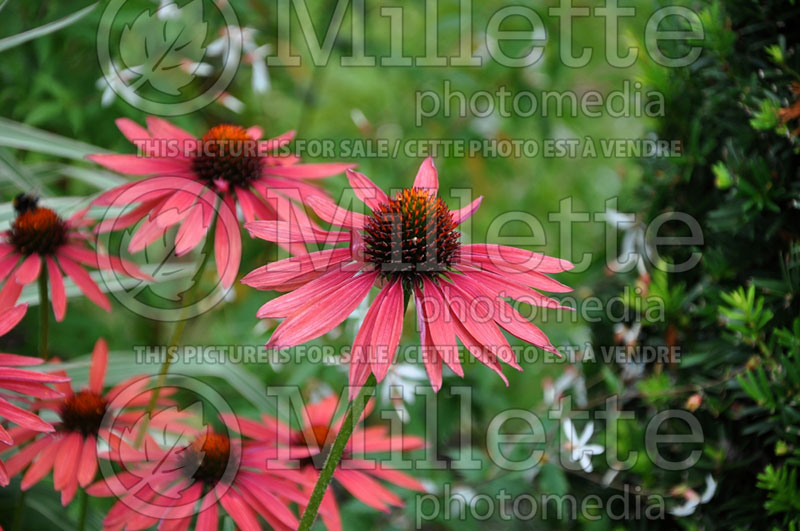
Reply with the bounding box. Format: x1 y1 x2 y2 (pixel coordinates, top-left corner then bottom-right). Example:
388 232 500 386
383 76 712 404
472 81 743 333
46 257 67 322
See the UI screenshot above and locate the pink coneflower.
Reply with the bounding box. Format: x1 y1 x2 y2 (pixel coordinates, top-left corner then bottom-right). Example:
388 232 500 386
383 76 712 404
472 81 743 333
0 303 68 486
0 194 150 320
227 394 426 531
1 338 182 504
88 117 355 288
89 423 310 530
242 157 573 393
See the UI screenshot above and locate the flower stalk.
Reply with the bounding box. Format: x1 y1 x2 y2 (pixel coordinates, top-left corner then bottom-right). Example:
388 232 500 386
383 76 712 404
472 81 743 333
297 374 376 531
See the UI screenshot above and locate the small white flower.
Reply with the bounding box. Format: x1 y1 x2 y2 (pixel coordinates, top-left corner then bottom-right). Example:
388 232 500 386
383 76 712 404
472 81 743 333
699 474 717 503
669 497 700 517
217 92 244 113
669 474 717 517
543 367 587 408
96 62 142 107
155 0 180 19
207 26 270 94
562 418 604 473
605 209 650 276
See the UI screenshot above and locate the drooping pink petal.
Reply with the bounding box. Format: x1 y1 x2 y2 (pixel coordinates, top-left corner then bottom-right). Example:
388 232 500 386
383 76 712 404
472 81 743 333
58 244 151 281
14 253 41 285
261 177 331 203
56 255 111 312
267 272 378 350
452 196 483 225
306 195 368 229
0 353 42 366
153 188 203 228
459 267 566 311
215 194 241 289
115 118 150 145
60 470 79 505
87 154 191 175
245 220 349 245
241 248 351 290
461 243 574 274
264 162 356 179
21 436 60 490
145 116 196 144
463 274 557 352
0 397 54 432
237 476 299 530
53 432 82 490
219 490 262 531
89 338 109 393
414 289 442 391
0 304 26 336
348 431 426 454
128 213 170 253
260 130 295 151
93 197 164 233
0 276 24 308
235 187 261 223
77 434 98 487
195 499 218 531
412 156 438 193
346 169 389 211
416 280 463 377
4 435 53 478
93 176 198 212
353 461 426 491
46 257 67 322
441 279 522 370
334 468 402 511
175 190 216 256
0 254 20 280
367 279 404 383
257 269 358 319
451 317 508 385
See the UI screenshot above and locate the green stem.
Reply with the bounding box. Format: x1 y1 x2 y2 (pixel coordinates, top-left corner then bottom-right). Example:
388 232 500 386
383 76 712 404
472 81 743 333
134 224 215 447
12 490 26 531
77 488 88 531
298 374 376 531
38 266 49 359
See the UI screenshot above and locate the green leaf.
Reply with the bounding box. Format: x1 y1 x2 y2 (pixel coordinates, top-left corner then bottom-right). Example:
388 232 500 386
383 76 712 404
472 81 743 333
0 117 107 159
0 3 97 53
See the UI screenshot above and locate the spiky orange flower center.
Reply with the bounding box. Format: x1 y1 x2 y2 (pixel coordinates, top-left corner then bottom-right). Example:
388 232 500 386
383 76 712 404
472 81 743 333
191 124 263 188
60 391 108 436
180 432 232 485
363 188 460 280
9 207 67 256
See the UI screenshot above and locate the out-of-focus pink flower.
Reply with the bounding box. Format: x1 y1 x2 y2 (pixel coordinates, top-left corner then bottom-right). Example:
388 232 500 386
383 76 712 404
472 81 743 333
1 339 182 504
0 303 68 486
89 118 354 288
243 157 573 395
90 420 310 530
226 394 426 531
0 194 151 320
